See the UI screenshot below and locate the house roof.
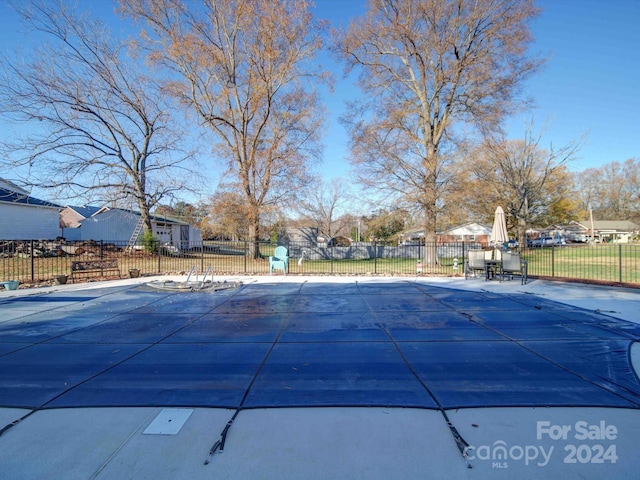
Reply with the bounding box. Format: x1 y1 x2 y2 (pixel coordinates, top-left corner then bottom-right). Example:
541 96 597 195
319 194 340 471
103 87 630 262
66 205 106 218
0 186 61 208
439 222 492 235
401 222 493 238
97 208 190 225
573 220 640 232
148 212 189 225
0 178 28 194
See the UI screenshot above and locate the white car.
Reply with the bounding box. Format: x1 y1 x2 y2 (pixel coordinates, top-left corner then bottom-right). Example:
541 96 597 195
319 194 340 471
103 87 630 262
530 237 550 247
160 243 181 256
570 234 588 243
530 236 565 248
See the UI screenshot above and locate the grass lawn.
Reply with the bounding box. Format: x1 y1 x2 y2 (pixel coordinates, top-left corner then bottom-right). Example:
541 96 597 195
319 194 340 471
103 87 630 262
523 244 640 284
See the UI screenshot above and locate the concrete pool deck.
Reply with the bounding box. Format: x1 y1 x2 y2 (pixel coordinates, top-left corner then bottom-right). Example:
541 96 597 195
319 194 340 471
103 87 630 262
1 275 639 479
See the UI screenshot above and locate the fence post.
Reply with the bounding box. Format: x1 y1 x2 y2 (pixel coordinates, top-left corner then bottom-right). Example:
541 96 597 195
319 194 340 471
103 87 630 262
551 245 555 277
244 241 247 273
30 239 35 282
619 244 623 284
200 242 204 272
157 244 161 274
374 241 377 274
330 245 334 274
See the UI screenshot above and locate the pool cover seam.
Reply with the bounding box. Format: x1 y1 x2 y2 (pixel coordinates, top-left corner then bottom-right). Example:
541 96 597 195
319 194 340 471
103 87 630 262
0 286 186 356
0 285 155 321
460 312 640 408
0 283 263 437
356 280 473 465
203 281 306 463
412 280 640 408
0 281 253 432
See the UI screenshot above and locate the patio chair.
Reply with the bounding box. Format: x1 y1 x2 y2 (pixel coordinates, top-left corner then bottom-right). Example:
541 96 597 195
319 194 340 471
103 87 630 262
269 246 289 275
500 251 528 284
464 250 487 279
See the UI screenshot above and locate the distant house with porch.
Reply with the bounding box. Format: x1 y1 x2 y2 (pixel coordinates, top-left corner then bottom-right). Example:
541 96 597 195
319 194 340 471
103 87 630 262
400 222 492 245
438 222 492 244
566 220 639 243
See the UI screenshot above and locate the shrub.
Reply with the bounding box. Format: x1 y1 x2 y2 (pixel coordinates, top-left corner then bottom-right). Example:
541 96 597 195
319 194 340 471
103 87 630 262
141 229 159 253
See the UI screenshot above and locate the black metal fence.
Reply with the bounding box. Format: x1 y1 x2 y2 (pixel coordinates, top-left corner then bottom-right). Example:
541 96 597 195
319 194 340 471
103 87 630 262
1 239 639 287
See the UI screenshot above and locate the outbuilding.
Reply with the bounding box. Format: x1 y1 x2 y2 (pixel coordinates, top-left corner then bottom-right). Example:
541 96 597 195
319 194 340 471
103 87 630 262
59 205 109 241
77 208 202 249
0 178 62 240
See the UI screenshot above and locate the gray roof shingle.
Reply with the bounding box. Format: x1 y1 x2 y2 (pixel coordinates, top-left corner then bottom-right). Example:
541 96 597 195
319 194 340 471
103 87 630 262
0 187 61 208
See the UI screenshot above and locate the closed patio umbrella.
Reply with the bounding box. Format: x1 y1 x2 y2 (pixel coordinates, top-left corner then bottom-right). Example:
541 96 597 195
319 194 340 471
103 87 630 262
490 206 509 247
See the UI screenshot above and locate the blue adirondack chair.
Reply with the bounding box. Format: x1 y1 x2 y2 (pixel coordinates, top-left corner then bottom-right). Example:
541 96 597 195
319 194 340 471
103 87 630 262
269 246 289 275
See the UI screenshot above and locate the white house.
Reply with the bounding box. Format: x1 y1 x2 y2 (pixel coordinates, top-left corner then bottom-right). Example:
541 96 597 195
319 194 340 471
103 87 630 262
564 220 639 243
77 208 202 248
400 222 492 245
0 178 62 240
437 222 493 244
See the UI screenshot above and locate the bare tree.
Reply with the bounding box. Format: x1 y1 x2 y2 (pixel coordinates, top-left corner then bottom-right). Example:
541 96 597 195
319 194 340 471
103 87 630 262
121 0 329 257
334 0 541 264
0 1 198 232
574 158 640 222
296 177 353 240
470 127 582 247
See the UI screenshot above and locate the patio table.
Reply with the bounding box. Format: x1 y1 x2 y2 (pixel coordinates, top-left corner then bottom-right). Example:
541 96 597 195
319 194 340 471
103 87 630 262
484 259 502 281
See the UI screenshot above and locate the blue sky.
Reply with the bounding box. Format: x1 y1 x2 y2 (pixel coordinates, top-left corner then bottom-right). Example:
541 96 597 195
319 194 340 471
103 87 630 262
509 0 640 172
0 0 638 201
313 0 640 179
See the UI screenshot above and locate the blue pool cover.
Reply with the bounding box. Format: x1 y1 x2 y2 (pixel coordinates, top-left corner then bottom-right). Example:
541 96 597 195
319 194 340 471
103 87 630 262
1 281 639 410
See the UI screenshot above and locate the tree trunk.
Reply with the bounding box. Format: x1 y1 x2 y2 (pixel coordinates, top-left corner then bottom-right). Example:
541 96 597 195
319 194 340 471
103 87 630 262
138 204 152 232
517 217 527 251
423 146 439 265
247 205 262 259
516 197 529 250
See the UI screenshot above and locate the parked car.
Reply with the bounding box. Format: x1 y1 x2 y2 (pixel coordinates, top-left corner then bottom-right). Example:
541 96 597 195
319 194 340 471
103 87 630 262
530 236 565 248
569 234 588 243
530 237 549 247
160 243 181 256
